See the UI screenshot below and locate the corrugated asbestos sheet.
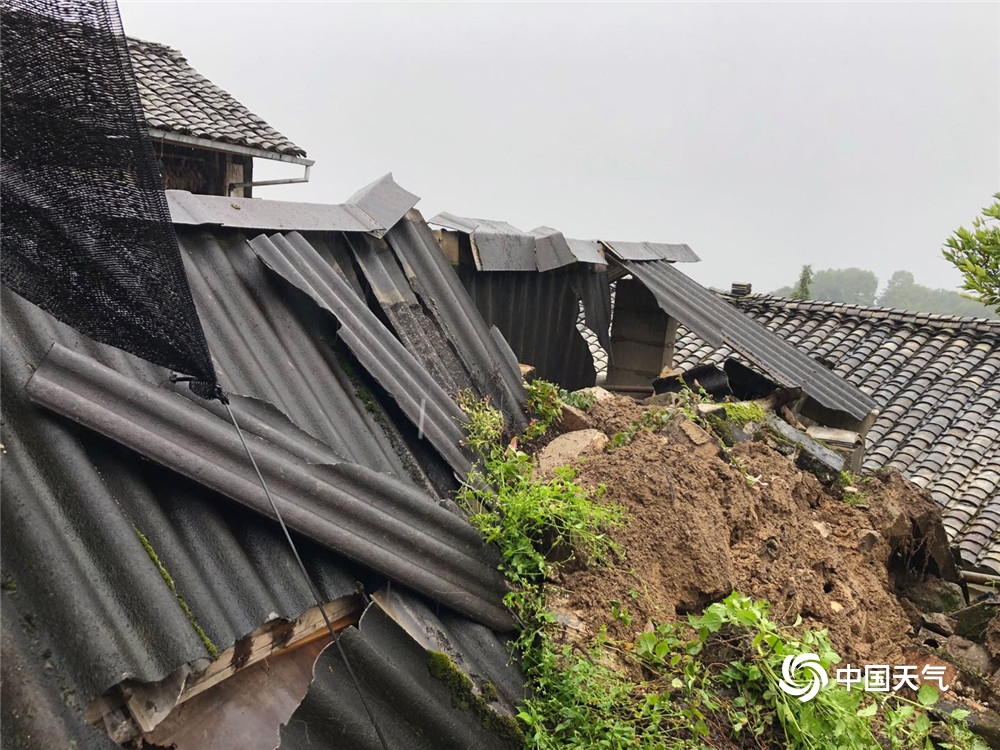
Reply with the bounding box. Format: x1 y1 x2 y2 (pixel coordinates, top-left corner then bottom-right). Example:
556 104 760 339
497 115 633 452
282 592 523 750
2 206 525 747
618 258 878 422
167 173 419 237
27 344 511 630
673 295 1000 574
460 266 600 391
601 240 700 263
248 231 474 477
429 211 701 269
384 211 529 427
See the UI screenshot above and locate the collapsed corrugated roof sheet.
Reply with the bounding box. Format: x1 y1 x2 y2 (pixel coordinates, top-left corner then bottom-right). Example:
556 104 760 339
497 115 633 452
615 258 879 424
282 592 523 750
127 36 307 157
673 295 1000 574
1 181 527 747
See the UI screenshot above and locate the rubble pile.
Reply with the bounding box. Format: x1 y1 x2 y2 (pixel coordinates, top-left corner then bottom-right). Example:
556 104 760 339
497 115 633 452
535 390 1000 741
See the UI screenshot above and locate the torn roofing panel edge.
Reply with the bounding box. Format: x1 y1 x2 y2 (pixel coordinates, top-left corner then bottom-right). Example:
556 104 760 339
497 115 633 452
248 230 474 477
280 601 520 750
386 211 530 431
620 258 878 422
26 343 513 631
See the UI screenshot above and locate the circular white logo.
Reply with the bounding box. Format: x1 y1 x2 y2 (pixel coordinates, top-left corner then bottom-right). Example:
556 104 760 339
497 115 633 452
778 653 829 702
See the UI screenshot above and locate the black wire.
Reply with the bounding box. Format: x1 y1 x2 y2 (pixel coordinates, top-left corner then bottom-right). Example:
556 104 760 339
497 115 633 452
224 400 391 750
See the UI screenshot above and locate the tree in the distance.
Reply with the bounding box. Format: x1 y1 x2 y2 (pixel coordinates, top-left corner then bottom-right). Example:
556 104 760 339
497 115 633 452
789 264 812 301
942 192 1000 313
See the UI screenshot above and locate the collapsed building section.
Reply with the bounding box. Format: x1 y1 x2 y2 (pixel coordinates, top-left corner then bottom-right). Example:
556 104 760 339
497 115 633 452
673 295 1000 576
2 177 528 749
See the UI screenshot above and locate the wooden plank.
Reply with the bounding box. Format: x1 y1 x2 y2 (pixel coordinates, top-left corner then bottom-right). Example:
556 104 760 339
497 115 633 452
177 594 362 705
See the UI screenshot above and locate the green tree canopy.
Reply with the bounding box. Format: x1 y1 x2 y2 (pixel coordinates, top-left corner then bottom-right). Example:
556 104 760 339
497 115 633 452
942 192 1000 313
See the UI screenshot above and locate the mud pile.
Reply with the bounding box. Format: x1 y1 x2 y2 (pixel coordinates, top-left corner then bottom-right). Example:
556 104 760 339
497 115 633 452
541 394 996 692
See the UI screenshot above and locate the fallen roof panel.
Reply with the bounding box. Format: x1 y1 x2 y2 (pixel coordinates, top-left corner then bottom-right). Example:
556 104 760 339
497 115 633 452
386 211 529 429
619 258 878 421
279 603 519 750
602 240 700 263
249 231 474 477
27 344 512 631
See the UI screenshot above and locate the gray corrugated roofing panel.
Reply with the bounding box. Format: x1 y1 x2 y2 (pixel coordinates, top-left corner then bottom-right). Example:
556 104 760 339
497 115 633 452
167 173 418 234
565 237 607 265
344 232 474 396
530 226 576 272
471 221 538 272
167 190 378 232
2 206 527 744
385 211 529 430
346 173 422 239
280 603 519 750
623 259 878 421
248 231 474 476
428 211 480 233
1 291 366 748
603 240 700 262
460 266 598 391
372 587 525 716
127 37 306 157
672 293 1000 573
26 344 511 631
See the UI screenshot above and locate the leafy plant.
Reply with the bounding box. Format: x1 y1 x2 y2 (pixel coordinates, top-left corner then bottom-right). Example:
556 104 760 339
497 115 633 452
559 388 597 411
943 192 1000 313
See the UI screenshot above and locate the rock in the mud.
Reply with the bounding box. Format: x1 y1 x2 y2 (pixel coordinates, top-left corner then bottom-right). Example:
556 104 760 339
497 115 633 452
857 530 881 553
943 636 994 675
535 429 608 477
577 386 615 403
902 576 966 615
951 600 999 643
558 403 592 432
922 612 957 637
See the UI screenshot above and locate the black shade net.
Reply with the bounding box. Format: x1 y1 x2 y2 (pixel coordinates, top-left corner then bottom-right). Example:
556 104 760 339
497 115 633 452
1 0 219 397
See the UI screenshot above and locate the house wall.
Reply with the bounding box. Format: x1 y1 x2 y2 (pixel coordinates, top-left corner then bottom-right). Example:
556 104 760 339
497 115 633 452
155 142 253 197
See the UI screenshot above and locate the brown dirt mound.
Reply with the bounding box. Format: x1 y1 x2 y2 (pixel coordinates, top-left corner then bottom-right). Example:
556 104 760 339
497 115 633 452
550 398 944 667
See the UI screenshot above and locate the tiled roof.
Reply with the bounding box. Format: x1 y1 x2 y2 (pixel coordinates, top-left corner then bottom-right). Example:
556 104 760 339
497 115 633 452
673 295 1000 574
127 37 306 157
1 195 525 746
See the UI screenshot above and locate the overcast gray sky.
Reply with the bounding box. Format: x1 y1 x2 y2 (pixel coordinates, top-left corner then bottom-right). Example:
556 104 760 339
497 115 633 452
119 1 999 293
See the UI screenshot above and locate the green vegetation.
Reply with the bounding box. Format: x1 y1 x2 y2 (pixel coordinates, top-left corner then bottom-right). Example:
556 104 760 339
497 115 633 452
609 408 673 450
455 382 984 749
427 650 524 743
943 192 1000 313
559 388 597 411
790 264 814 301
837 471 868 505
523 379 564 442
722 401 767 427
134 526 218 658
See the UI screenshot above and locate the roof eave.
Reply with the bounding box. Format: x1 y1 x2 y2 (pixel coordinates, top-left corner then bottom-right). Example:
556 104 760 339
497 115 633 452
148 129 313 166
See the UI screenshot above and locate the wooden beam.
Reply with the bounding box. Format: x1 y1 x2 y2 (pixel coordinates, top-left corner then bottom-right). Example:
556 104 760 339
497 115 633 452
177 595 363 705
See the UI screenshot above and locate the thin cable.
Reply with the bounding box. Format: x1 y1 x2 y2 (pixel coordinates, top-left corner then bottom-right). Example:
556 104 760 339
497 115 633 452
224 400 391 750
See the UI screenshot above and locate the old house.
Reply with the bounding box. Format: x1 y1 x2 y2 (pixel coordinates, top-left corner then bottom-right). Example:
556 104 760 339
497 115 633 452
127 37 312 197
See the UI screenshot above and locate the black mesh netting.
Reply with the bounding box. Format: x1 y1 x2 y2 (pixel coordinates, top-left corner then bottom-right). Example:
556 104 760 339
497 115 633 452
1 0 219 396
